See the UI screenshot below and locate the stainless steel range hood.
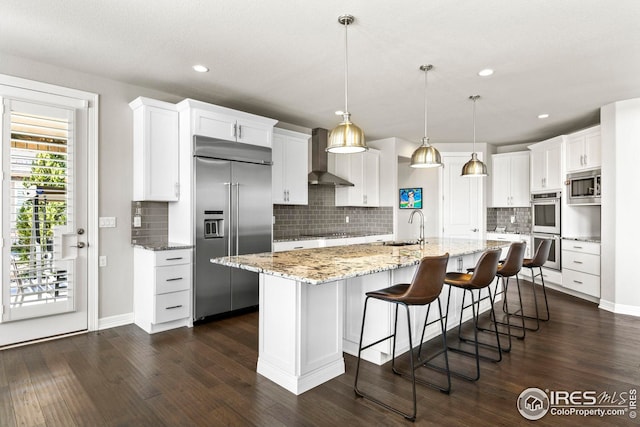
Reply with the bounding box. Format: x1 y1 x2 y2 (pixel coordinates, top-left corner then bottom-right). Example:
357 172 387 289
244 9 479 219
308 128 354 187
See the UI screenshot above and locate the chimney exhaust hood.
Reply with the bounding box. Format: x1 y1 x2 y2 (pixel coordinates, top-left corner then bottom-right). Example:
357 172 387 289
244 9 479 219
308 128 354 187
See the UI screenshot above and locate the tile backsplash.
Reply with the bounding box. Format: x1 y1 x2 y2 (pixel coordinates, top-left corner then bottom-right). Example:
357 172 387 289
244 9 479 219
487 207 531 233
273 185 393 240
131 201 168 246
132 187 394 244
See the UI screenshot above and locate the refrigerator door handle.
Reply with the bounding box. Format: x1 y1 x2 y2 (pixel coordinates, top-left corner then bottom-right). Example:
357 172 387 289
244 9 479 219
224 182 232 256
235 182 240 255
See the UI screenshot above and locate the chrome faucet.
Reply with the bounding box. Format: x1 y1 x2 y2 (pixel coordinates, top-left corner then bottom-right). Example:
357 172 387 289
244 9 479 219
409 209 425 247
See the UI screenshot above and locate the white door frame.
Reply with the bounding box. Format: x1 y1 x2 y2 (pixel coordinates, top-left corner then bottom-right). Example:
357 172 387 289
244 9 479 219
0 74 99 337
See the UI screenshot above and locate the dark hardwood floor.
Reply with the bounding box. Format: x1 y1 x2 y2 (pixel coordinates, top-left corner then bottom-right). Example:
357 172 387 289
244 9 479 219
1 281 639 426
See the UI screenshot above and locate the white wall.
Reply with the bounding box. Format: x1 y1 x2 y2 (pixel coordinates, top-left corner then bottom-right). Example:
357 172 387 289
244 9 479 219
1 53 183 322
396 158 440 240
600 98 640 316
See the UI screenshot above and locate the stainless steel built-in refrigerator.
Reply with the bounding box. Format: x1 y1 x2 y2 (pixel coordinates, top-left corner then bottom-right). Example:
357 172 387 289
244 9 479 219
193 136 272 321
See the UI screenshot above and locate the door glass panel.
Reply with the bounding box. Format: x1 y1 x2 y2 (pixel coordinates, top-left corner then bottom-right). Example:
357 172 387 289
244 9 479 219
6 103 75 320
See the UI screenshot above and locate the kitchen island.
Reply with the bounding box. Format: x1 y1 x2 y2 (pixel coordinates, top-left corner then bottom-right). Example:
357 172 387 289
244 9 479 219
211 238 508 394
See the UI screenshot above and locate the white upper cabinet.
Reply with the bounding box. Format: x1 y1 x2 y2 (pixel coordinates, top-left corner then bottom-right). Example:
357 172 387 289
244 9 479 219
331 149 380 207
528 136 564 192
179 99 276 148
272 128 309 205
566 125 601 172
130 97 179 201
491 152 530 207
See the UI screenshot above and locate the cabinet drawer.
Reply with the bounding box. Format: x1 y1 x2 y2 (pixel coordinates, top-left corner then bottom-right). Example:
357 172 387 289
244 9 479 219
155 249 191 267
562 269 600 298
562 250 600 275
156 264 191 294
154 290 190 323
562 241 600 255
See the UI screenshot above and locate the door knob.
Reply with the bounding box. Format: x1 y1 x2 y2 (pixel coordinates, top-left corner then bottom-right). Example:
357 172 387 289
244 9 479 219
71 242 86 248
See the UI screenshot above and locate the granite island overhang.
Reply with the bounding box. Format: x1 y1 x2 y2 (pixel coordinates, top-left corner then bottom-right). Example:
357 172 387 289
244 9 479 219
211 238 510 395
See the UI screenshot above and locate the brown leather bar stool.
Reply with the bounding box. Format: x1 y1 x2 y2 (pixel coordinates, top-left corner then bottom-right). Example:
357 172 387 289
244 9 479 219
507 239 552 331
486 241 528 345
354 253 450 422
443 248 501 382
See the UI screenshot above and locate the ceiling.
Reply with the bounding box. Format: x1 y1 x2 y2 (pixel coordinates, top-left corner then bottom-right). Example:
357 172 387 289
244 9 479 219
2 0 640 146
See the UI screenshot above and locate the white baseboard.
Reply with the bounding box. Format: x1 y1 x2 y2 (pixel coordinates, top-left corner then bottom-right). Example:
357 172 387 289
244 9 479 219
543 282 600 304
598 299 640 317
98 312 134 330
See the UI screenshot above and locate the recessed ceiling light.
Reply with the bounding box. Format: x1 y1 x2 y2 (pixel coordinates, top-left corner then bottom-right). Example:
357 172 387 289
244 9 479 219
335 110 344 115
192 64 209 73
478 68 494 77
538 113 550 119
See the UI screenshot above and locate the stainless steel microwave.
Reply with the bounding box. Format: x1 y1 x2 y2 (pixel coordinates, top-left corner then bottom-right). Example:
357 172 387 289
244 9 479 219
566 169 601 205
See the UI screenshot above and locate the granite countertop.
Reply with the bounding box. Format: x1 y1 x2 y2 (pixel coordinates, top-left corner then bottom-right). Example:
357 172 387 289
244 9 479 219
132 242 194 251
562 236 601 243
211 237 509 285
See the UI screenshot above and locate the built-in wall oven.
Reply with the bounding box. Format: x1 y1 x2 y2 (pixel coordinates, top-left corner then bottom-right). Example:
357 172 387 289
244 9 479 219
531 191 562 270
531 191 561 235
532 233 561 270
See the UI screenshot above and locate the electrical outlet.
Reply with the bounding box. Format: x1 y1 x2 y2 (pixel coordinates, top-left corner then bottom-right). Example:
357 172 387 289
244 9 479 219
510 215 516 224
133 215 142 227
99 256 107 267
345 216 349 223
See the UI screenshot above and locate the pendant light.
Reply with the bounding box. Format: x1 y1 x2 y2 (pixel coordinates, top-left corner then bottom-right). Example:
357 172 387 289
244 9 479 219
327 14 367 154
410 64 442 168
461 95 488 177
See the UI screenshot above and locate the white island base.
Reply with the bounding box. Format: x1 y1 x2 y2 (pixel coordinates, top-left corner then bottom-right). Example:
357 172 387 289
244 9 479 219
212 239 508 395
257 275 345 395
256 254 498 395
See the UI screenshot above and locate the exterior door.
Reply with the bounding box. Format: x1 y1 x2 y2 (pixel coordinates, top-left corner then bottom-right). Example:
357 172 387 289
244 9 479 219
1 93 89 347
442 153 483 239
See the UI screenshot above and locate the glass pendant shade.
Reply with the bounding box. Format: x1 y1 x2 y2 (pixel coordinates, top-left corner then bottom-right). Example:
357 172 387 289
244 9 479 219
410 138 442 168
327 14 367 154
410 64 442 168
461 152 488 176
327 114 366 153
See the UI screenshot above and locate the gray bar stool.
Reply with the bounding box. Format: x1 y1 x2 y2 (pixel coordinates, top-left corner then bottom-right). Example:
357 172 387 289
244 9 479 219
443 248 501 382
354 253 450 422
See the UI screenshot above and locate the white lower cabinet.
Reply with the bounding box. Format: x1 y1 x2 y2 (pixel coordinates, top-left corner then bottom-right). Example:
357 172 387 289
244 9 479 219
273 239 320 252
134 247 192 333
486 232 532 259
561 241 600 298
273 234 394 252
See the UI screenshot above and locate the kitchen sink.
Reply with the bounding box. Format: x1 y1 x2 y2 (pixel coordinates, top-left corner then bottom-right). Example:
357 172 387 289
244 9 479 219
383 241 419 247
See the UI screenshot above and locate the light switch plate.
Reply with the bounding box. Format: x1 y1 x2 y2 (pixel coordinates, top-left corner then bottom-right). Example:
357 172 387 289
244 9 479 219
99 217 117 228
